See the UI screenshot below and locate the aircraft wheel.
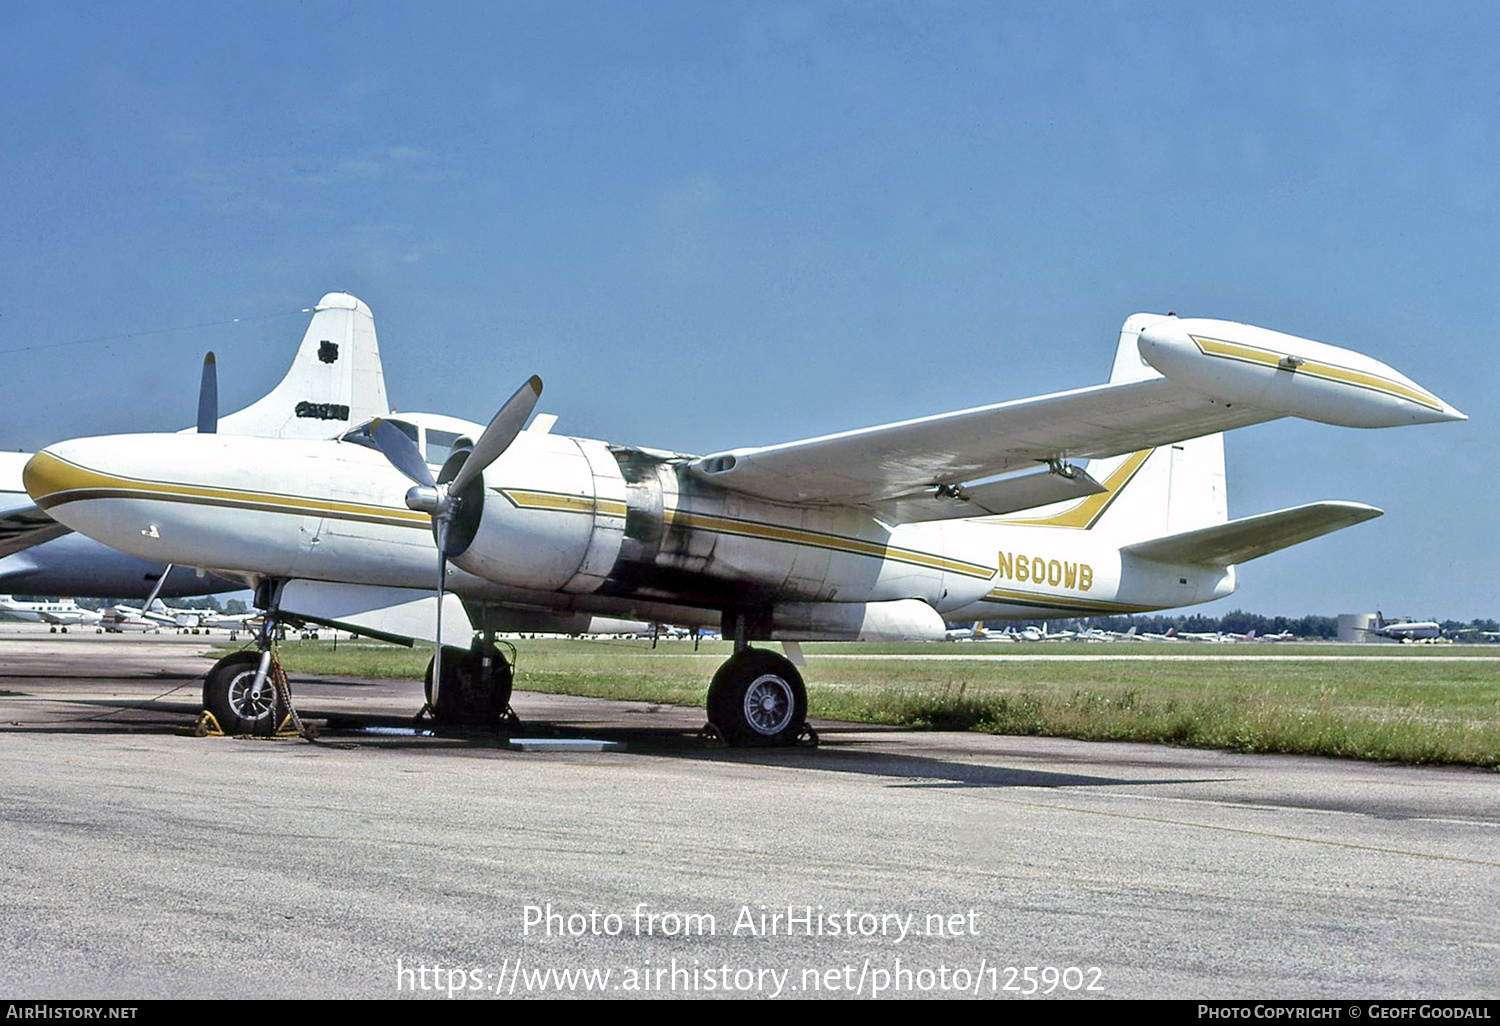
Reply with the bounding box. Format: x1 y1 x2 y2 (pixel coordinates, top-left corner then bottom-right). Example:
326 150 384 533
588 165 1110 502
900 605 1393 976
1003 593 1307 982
424 643 513 727
706 648 807 747
48 627 56 633
203 651 282 736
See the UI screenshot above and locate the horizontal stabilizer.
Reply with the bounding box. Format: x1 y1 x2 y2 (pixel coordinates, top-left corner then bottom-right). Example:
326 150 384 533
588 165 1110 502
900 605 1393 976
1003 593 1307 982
876 466 1105 524
1122 501 1382 567
278 581 473 647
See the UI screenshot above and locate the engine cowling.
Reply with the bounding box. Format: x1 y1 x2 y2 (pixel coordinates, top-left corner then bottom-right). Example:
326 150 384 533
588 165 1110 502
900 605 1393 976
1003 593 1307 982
445 432 627 593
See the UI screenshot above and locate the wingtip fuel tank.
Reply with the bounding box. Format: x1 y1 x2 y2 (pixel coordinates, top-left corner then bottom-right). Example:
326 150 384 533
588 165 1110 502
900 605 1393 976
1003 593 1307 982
1136 317 1465 428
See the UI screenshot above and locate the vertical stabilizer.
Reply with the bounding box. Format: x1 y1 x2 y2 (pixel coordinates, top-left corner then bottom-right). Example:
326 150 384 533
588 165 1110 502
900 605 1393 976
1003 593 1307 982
994 314 1227 542
213 292 390 440
1088 314 1227 542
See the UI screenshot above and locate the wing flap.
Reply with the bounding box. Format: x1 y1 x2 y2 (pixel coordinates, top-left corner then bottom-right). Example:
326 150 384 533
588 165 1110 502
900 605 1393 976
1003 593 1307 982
872 465 1106 524
1122 502 1382 567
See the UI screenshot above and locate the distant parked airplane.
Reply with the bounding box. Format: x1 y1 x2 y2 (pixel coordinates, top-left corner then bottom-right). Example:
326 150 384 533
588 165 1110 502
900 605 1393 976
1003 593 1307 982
0 594 102 631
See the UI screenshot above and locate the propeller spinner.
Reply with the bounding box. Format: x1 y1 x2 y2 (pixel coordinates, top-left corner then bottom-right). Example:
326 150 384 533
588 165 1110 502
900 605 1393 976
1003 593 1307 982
370 375 543 712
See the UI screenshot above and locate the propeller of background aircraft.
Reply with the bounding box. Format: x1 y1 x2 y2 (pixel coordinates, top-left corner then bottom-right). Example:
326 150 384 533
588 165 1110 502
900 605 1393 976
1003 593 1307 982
197 352 217 434
370 375 543 707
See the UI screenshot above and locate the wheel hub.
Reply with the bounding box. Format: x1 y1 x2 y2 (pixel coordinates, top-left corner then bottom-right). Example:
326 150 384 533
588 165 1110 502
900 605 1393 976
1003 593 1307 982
743 674 795 735
227 670 276 721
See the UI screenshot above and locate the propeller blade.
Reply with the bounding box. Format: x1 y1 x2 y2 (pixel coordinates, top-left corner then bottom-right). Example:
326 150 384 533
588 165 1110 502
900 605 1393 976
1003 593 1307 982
431 521 449 711
143 563 173 612
371 418 437 490
448 375 542 494
197 353 218 434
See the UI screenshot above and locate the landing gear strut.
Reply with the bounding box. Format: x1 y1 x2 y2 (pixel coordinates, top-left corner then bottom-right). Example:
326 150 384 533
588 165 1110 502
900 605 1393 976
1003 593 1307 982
424 640 514 728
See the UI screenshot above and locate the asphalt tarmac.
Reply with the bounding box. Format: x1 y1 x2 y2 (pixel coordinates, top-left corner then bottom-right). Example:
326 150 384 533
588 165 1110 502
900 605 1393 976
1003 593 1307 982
1 630 1496 1000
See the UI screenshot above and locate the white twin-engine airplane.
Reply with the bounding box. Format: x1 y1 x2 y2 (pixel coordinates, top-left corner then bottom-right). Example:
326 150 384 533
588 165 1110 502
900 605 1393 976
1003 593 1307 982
0 594 102 630
22 312 1464 745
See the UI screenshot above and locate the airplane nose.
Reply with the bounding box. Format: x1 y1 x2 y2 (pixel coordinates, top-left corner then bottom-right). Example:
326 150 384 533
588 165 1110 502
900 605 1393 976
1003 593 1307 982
22 448 88 509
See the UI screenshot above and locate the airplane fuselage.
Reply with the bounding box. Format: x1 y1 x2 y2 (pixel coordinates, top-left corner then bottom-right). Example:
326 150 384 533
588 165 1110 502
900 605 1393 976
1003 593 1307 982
24 428 1235 638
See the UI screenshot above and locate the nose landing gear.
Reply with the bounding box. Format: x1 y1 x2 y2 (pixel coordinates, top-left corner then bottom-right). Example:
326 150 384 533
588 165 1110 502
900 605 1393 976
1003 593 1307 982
199 580 306 738
202 649 286 736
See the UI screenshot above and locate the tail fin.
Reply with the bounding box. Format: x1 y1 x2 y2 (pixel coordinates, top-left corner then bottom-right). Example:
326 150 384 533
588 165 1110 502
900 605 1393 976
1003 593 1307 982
1085 315 1227 542
1000 315 1227 542
213 292 390 440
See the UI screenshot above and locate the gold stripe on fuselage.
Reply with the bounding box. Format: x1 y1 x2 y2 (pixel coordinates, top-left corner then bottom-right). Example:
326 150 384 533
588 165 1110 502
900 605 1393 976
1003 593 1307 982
27 452 996 581
26 452 431 530
663 508 995 580
500 488 996 580
498 489 628 519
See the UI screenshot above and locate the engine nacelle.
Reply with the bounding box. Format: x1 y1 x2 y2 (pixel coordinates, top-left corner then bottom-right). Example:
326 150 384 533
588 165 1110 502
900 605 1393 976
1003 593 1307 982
447 433 626 593
445 435 984 611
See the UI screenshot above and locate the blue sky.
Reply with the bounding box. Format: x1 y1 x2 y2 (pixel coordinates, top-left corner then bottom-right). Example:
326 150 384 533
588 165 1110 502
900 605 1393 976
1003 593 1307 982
0 2 1492 617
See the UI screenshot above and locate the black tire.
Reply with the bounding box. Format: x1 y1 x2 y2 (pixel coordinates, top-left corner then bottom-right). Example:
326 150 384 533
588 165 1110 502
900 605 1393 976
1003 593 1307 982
706 648 807 747
424 643 513 727
203 651 284 736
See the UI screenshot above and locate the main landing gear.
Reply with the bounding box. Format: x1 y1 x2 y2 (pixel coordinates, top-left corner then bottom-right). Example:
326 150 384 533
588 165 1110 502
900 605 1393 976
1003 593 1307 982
705 646 809 748
423 639 515 728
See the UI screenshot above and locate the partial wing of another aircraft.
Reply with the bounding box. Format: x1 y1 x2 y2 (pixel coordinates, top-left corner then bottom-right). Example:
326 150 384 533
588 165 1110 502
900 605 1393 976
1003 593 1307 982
0 454 72 558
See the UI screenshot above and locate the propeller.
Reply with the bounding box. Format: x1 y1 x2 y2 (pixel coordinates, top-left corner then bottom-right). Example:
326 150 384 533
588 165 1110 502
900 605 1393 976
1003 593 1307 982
143 563 174 612
370 375 542 711
197 352 218 434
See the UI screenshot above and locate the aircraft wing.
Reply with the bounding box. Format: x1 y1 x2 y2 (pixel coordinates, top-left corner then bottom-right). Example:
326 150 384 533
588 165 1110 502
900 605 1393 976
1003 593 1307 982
0 499 70 558
1121 501 1382 566
687 375 1273 512
1 452 70 556
685 314 1461 519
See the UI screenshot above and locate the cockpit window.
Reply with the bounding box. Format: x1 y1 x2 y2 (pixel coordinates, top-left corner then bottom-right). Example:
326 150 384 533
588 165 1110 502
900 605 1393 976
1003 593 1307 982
424 429 463 467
